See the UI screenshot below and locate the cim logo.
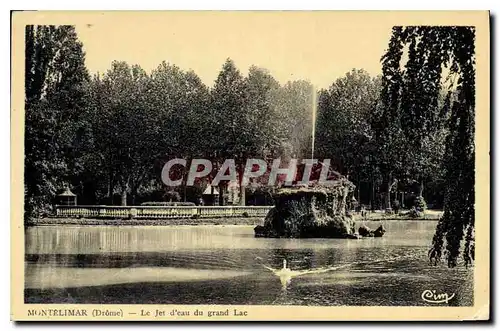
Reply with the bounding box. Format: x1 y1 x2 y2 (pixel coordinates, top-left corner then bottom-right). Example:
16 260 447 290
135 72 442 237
421 289 455 304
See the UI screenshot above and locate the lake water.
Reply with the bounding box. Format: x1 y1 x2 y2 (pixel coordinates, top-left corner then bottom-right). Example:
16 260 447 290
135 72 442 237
25 221 473 306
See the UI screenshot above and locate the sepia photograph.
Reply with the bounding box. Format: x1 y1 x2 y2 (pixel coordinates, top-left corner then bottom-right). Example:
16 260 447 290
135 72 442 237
10 10 490 321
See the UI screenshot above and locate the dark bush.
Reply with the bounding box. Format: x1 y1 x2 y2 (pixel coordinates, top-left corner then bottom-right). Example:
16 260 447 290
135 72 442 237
392 200 400 214
408 207 423 218
164 190 181 202
245 186 275 206
414 196 427 212
140 201 195 206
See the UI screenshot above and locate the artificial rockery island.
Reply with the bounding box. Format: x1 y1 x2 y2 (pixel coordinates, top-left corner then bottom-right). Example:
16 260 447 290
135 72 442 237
254 177 386 239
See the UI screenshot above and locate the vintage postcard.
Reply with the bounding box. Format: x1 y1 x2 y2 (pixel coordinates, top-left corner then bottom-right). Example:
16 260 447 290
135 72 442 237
11 10 490 321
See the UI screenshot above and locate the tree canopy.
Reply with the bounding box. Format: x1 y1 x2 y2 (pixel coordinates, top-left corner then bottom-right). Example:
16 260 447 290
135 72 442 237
24 25 476 267
25 25 90 217
377 26 475 267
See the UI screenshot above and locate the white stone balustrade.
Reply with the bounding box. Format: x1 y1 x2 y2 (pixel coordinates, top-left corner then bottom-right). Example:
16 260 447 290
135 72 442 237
55 205 273 219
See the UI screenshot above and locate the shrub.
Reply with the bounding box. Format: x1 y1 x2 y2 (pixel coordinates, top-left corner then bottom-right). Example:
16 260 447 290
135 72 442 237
164 190 181 202
414 196 427 212
128 208 138 219
408 207 423 218
242 212 249 218
140 201 195 206
392 200 400 214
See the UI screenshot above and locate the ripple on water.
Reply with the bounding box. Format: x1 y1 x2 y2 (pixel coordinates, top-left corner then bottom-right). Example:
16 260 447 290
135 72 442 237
25 266 253 289
24 223 474 306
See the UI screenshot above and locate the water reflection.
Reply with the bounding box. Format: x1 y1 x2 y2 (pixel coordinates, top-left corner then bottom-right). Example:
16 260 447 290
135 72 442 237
25 221 473 306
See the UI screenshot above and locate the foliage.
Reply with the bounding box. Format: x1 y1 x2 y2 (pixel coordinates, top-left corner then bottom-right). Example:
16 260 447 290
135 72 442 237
24 25 90 221
89 62 158 205
208 59 249 161
407 207 423 219
392 200 400 213
414 196 427 212
24 25 456 242
274 80 315 159
140 201 195 206
316 69 381 180
164 190 181 202
379 26 475 267
370 27 406 210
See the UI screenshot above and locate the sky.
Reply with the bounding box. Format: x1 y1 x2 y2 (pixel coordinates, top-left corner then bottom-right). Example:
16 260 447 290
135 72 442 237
74 12 395 89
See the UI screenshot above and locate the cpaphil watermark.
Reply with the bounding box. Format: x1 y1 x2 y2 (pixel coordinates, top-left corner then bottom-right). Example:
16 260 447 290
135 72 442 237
161 158 343 187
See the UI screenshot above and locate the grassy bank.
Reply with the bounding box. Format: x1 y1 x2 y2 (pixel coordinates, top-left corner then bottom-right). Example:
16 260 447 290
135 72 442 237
27 217 264 226
27 212 442 226
355 209 443 221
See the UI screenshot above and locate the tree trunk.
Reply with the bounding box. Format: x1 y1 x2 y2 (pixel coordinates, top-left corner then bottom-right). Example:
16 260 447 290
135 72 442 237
219 184 224 206
371 178 375 211
120 182 128 206
210 185 214 206
385 175 392 210
357 178 361 205
131 186 138 206
121 190 127 206
386 187 391 210
418 179 424 197
107 172 114 204
237 163 246 206
240 184 246 206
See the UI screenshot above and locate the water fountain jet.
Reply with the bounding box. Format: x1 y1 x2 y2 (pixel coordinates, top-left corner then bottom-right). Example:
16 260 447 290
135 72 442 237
311 84 317 160
254 85 384 239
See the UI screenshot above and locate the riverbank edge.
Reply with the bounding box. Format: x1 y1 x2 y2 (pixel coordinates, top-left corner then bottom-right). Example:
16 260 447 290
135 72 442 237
26 217 265 226
359 213 442 221
27 214 441 226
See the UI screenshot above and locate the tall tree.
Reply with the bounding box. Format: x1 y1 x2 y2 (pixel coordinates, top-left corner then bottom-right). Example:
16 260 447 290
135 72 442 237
431 27 475 268
209 59 249 205
399 27 448 199
150 62 211 201
274 80 315 159
371 27 406 210
380 26 475 267
242 66 284 196
316 69 381 189
24 25 90 219
90 61 155 206
245 66 282 157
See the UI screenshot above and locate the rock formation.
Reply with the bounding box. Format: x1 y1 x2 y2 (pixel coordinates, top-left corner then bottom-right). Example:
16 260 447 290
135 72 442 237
358 224 386 237
254 178 358 238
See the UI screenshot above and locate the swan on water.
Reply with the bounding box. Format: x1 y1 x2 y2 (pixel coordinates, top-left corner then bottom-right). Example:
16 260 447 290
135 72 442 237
256 253 423 293
281 259 291 272
256 257 351 290
257 257 348 277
